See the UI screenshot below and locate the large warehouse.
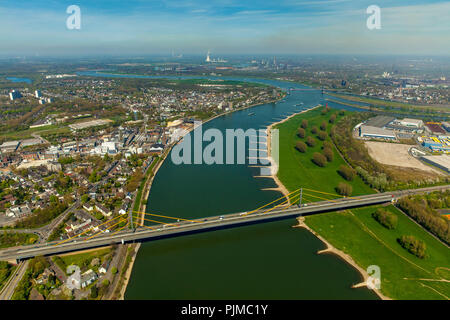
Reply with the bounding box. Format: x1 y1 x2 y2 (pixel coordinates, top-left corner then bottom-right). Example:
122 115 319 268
359 125 396 140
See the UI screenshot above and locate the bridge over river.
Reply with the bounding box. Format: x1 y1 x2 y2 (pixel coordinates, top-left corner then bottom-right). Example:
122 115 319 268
0 185 448 262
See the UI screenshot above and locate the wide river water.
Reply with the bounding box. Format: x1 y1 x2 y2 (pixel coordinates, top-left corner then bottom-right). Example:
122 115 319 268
79 71 378 299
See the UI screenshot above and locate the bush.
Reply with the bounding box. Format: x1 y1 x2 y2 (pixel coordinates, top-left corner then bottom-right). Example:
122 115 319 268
396 196 449 244
336 182 352 196
311 126 318 134
320 121 327 131
329 114 337 123
372 209 398 229
301 119 308 129
90 286 98 299
295 141 307 153
312 153 327 167
338 165 356 181
397 235 426 259
323 141 333 150
306 136 316 147
297 128 306 138
318 131 327 141
323 147 334 162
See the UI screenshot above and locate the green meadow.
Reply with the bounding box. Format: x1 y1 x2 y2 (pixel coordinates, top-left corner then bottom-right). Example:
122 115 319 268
306 205 450 300
274 106 374 201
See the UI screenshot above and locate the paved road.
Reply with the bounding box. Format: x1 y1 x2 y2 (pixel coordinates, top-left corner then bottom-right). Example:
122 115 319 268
1 185 448 261
0 260 29 300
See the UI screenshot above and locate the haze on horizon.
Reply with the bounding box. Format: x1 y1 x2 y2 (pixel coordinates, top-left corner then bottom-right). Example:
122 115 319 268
0 0 449 57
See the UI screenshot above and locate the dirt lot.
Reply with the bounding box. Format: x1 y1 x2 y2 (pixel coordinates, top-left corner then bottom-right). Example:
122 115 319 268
364 141 443 175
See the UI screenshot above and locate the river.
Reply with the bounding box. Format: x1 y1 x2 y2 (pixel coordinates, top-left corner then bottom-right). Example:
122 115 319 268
78 71 378 299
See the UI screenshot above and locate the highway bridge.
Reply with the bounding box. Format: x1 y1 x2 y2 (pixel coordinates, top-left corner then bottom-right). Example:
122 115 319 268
0 185 448 262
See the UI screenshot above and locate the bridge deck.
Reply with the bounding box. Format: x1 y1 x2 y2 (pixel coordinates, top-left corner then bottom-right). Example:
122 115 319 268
0 185 448 261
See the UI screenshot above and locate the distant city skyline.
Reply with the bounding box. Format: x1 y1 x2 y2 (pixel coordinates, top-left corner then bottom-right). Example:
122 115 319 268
0 0 449 56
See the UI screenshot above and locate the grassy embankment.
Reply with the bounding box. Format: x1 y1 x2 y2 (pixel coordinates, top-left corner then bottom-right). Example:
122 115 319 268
328 93 450 114
274 106 449 299
52 247 112 275
0 232 39 249
306 205 450 300
274 106 374 198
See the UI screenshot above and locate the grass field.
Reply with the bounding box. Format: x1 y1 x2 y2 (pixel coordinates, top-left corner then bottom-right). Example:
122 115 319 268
54 247 112 274
328 93 449 113
274 106 374 199
306 205 450 300
0 124 70 141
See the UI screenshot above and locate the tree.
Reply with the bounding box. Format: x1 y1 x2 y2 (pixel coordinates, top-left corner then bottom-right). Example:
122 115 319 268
372 209 398 229
336 182 352 196
81 194 90 204
90 286 98 299
111 267 118 275
323 141 333 150
301 119 308 129
318 131 327 141
329 114 337 123
338 165 356 181
320 121 327 131
306 136 316 147
397 235 426 259
323 147 334 162
311 126 318 134
297 128 306 138
295 141 307 153
312 153 327 167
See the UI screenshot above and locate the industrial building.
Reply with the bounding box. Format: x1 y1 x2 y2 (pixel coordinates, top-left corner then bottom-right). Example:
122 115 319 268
421 155 450 173
9 90 22 101
441 122 450 132
0 141 20 153
363 115 395 128
398 118 424 128
422 137 450 153
425 122 446 135
359 125 396 140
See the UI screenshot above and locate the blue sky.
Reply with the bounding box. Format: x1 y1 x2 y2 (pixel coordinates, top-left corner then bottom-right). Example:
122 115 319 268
1 0 449 56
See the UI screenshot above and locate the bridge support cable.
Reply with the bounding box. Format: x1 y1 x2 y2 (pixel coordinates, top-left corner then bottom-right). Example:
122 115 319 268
301 192 340 203
84 218 128 241
301 187 357 200
132 211 202 223
132 214 178 227
243 188 301 217
110 222 130 237
54 214 124 246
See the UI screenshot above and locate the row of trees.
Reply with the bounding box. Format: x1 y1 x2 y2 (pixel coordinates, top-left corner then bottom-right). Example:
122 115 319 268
397 235 427 259
396 196 449 244
15 200 68 229
372 208 398 229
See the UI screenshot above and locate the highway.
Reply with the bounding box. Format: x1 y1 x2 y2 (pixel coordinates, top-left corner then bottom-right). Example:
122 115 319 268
0 260 29 300
1 185 448 261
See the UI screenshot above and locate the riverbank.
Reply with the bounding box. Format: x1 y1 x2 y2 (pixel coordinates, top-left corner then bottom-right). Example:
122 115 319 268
267 105 390 298
265 105 322 199
118 243 141 300
124 93 287 298
293 216 390 300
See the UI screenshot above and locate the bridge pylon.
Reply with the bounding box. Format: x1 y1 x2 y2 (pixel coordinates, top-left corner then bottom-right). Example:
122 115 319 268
298 188 303 208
